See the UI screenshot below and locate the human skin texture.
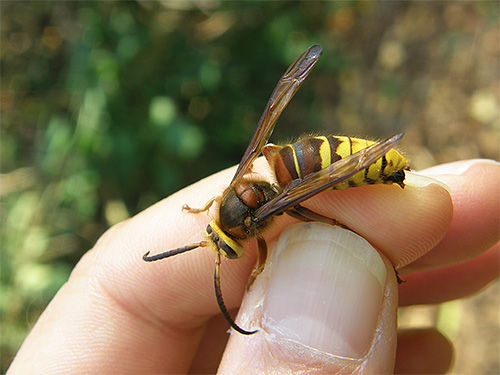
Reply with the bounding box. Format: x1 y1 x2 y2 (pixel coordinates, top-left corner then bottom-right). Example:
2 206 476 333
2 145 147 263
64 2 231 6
8 159 499 374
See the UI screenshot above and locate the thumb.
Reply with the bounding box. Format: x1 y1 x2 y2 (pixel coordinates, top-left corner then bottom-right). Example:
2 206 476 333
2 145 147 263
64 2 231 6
218 222 398 374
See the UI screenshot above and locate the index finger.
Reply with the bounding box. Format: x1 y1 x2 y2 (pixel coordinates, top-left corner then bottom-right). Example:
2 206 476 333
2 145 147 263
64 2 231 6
8 166 254 374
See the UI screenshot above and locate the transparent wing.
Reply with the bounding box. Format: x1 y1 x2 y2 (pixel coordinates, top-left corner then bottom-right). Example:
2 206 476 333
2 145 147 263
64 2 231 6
253 133 404 223
230 45 323 187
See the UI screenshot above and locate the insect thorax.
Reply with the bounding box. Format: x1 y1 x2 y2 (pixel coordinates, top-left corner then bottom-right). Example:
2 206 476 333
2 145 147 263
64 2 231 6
218 181 279 241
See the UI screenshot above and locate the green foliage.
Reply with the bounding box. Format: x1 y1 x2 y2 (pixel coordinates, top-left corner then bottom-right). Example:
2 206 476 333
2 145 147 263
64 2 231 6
1 1 498 372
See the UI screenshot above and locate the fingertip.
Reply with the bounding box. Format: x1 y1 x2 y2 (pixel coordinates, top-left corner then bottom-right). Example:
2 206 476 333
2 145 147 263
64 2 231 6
404 158 500 272
388 179 453 268
395 328 454 374
418 158 500 177
404 171 451 193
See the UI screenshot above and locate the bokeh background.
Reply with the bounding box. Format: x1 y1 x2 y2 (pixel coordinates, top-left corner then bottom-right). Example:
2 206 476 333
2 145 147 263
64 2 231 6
1 1 498 373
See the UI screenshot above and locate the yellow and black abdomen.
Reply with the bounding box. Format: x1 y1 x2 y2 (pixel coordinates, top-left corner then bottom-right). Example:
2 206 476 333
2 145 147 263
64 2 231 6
262 135 409 190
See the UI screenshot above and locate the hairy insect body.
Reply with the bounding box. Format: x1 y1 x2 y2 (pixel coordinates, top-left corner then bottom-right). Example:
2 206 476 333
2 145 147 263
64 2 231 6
217 181 279 243
263 135 409 190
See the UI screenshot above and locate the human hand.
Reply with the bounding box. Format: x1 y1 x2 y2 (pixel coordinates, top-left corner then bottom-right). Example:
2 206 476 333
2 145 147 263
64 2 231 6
8 158 499 374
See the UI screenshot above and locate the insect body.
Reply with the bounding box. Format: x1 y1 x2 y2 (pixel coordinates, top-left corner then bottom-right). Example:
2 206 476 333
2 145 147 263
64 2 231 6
263 135 408 191
143 45 409 335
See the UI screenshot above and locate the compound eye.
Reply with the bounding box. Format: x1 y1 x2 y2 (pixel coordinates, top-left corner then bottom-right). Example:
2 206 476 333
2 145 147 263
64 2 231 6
219 240 238 259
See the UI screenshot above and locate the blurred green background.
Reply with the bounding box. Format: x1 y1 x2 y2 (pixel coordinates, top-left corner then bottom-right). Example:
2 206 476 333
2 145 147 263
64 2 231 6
1 1 498 373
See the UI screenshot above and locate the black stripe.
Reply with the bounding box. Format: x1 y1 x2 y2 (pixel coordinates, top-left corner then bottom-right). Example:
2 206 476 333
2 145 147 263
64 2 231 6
282 146 299 180
293 141 306 178
309 137 324 173
219 240 238 259
380 155 388 179
364 167 376 185
327 137 342 163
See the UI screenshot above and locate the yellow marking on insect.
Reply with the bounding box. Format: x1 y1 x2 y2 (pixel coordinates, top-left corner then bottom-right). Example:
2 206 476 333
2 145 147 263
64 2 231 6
208 220 244 258
333 137 355 189
366 158 383 183
318 136 331 169
290 146 301 179
335 136 351 159
383 149 402 176
347 138 374 187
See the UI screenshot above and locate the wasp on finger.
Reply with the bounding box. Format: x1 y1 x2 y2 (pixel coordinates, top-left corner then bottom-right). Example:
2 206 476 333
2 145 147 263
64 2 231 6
143 45 410 335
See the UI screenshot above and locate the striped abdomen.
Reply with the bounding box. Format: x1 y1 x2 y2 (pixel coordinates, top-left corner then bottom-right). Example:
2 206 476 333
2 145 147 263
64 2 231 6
262 135 409 190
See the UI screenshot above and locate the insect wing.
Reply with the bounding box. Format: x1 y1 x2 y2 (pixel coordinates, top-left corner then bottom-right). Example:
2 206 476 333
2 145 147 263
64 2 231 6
254 133 404 223
230 45 323 187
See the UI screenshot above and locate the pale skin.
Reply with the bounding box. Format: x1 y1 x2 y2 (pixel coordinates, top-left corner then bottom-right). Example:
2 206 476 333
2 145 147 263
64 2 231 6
7 158 500 374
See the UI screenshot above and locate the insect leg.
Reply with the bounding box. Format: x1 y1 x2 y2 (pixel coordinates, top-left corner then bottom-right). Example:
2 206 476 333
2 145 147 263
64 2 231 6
182 196 219 214
395 267 405 284
214 253 258 335
286 204 350 228
246 237 268 291
285 206 316 222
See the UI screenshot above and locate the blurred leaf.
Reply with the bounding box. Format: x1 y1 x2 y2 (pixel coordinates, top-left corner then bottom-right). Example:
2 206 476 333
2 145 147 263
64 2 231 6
60 171 99 218
76 87 108 153
5 192 39 235
14 263 55 299
199 61 221 91
21 226 49 260
149 96 177 127
14 262 71 301
42 116 72 176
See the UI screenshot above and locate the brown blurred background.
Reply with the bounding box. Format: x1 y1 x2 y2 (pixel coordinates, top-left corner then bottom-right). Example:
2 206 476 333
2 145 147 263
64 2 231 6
1 1 498 373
